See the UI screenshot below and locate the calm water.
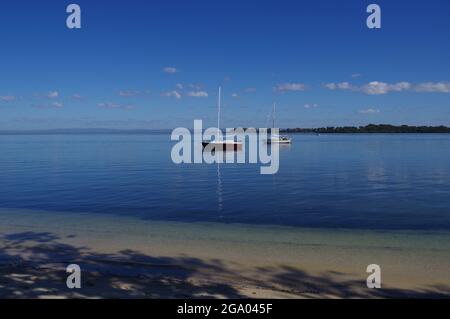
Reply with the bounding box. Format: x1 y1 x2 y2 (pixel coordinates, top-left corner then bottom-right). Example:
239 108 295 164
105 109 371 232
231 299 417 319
1 133 449 230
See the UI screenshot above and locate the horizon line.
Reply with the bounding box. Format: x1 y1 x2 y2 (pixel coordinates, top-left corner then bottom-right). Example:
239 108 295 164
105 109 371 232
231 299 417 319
1 124 450 135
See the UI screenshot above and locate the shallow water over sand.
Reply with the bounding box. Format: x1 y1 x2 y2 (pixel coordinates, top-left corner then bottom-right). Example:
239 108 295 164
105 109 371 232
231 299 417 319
1 208 449 295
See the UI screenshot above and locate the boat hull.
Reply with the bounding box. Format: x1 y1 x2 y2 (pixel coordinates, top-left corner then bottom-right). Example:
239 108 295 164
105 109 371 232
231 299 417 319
266 139 292 144
202 142 243 151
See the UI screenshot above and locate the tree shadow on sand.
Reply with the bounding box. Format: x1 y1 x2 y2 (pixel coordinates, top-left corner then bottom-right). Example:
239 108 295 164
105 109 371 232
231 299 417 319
255 265 450 299
0 231 449 299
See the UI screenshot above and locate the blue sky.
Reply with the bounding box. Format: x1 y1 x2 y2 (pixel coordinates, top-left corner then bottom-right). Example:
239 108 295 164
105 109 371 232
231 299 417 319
0 0 449 129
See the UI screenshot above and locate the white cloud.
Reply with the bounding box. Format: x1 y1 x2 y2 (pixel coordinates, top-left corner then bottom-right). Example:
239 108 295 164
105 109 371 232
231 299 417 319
72 94 82 99
163 67 179 74
323 83 337 90
414 82 450 93
304 103 319 109
244 87 257 93
323 81 411 95
325 80 450 94
391 82 412 91
119 90 139 97
97 102 135 109
51 102 64 108
351 73 361 78
360 82 391 95
187 91 208 98
32 101 64 109
337 82 354 89
47 91 59 98
274 83 306 92
0 95 16 102
359 108 380 114
361 81 411 95
98 102 120 109
175 83 202 90
161 90 182 99
323 82 355 91
187 83 202 90
231 93 239 98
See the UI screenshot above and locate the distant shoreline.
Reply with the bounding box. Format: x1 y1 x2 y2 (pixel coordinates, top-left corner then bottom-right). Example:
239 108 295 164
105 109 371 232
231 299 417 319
1 124 450 135
281 124 450 134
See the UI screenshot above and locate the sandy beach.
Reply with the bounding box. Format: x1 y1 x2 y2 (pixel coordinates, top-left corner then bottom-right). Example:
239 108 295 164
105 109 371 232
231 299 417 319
0 209 449 298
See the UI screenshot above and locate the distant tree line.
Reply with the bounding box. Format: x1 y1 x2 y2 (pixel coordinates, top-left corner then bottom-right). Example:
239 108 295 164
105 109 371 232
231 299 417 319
280 124 450 133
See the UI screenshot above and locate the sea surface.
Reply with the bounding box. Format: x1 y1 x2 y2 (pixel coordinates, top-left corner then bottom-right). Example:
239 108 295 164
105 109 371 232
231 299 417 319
1 133 450 230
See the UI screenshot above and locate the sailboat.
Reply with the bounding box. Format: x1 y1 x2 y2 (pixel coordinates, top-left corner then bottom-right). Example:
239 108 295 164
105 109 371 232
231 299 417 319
266 102 292 144
202 87 243 151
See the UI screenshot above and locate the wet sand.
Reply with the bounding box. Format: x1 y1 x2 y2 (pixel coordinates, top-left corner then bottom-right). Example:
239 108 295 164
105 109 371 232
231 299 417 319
1 209 449 298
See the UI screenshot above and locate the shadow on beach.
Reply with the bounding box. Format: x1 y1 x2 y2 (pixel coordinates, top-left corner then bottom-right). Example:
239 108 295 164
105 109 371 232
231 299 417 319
0 231 449 299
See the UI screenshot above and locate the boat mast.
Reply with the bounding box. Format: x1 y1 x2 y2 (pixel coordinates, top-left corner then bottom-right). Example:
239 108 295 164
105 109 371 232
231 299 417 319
217 86 221 138
272 102 276 129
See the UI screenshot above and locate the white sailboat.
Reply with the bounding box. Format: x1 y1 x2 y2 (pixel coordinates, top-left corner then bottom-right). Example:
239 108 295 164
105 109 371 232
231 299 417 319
202 87 242 151
266 102 292 144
